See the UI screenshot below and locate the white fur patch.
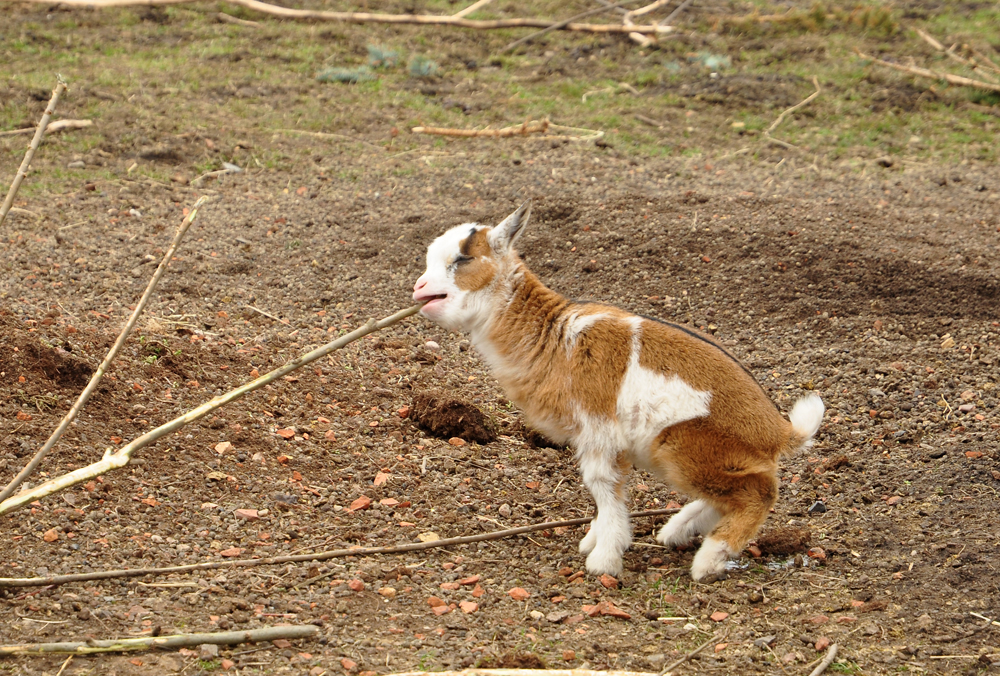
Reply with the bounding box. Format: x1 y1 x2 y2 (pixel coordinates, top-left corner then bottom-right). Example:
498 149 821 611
563 312 608 350
656 499 721 547
691 536 735 581
789 394 825 447
618 323 712 467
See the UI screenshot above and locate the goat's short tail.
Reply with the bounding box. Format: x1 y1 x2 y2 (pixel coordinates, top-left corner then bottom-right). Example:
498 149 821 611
787 394 825 451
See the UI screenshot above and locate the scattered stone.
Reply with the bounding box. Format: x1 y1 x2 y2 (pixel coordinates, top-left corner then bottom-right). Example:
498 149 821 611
348 579 365 592
459 575 481 585
275 428 296 439
341 658 358 671
498 503 512 518
233 509 259 521
754 635 777 648
425 340 440 351
214 441 233 454
815 636 831 651
562 650 576 661
807 615 829 625
547 610 570 623
198 644 219 659
42 528 59 542
349 496 372 511
808 501 827 514
710 611 729 622
599 574 618 589
378 587 396 598
807 547 827 560
448 437 466 447
417 532 440 542
67 160 86 169
529 610 544 620
459 601 478 614
432 605 451 616
508 587 531 601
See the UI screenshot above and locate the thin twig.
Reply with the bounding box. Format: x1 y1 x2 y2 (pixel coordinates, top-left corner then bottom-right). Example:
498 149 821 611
498 0 640 54
762 75 821 150
0 77 66 229
970 611 1000 627
0 305 423 517
54 655 73 676
247 305 288 323
660 0 695 25
216 11 260 26
807 644 839 676
452 0 494 18
963 44 1000 74
0 626 318 655
857 50 1000 93
0 196 209 506
0 509 678 587
659 630 727 675
915 28 999 84
412 120 550 137
0 119 92 138
3 0 670 35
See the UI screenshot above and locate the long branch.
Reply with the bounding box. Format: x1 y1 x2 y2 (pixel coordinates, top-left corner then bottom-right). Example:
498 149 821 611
857 50 1000 93
0 508 678 587
0 78 65 229
1 0 671 34
0 305 423 517
0 197 208 505
498 0 639 54
0 626 318 656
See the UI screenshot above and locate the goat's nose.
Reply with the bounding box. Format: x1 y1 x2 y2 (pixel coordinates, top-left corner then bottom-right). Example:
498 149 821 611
413 278 427 294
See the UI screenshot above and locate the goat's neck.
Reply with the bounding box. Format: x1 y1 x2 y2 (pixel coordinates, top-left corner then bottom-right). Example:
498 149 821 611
470 263 570 376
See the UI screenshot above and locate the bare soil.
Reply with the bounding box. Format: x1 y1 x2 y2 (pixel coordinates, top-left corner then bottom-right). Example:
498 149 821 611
2 3 1000 675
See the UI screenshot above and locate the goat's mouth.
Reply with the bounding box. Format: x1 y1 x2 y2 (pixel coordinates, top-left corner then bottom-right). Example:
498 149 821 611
414 292 448 307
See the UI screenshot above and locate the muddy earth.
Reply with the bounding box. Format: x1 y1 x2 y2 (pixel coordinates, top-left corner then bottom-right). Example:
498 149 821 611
2 2 1000 675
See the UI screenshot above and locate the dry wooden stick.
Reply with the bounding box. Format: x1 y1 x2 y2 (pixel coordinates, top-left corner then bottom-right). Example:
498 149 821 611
659 629 727 675
857 50 1000 93
0 305 423 517
0 196 209 506
0 625 318 655
452 0 494 18
807 644 839 676
412 120 550 137
0 119 92 138
963 44 1000 74
0 508 679 588
0 77 66 229
3 0 669 34
915 28 999 84
762 75 821 149
412 119 603 142
498 0 639 54
216 11 261 26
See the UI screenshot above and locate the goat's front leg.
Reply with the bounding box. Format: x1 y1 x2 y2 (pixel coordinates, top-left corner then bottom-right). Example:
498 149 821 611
578 450 632 576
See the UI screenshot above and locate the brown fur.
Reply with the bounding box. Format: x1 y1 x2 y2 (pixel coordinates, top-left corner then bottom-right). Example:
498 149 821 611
454 229 496 292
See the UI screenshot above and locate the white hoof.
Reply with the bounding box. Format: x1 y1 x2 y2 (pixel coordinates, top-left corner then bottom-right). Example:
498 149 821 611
585 547 624 577
656 519 693 548
579 524 598 555
691 537 733 581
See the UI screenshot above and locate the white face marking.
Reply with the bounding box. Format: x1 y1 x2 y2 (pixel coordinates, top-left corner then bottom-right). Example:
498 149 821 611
412 223 492 332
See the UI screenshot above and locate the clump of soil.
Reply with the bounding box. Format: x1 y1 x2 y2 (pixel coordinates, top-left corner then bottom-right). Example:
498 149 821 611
756 527 811 556
16 339 93 388
411 391 497 443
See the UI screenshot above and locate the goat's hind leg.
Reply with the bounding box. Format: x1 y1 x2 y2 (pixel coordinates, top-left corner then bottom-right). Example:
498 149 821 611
691 473 777 581
656 499 720 548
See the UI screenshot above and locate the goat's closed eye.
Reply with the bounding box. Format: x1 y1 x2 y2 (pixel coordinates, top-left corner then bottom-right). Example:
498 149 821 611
453 254 473 266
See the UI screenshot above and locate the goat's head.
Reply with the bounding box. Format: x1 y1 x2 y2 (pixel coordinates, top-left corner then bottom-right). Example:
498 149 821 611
412 201 531 331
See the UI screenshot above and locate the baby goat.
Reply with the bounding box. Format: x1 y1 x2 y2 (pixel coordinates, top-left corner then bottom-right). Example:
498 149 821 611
412 202 824 581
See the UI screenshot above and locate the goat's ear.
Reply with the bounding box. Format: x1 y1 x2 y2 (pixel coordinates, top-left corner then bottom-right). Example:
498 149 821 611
488 201 531 253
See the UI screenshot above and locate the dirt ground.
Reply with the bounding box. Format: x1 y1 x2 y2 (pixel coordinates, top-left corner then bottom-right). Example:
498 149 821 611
2 2 1000 675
